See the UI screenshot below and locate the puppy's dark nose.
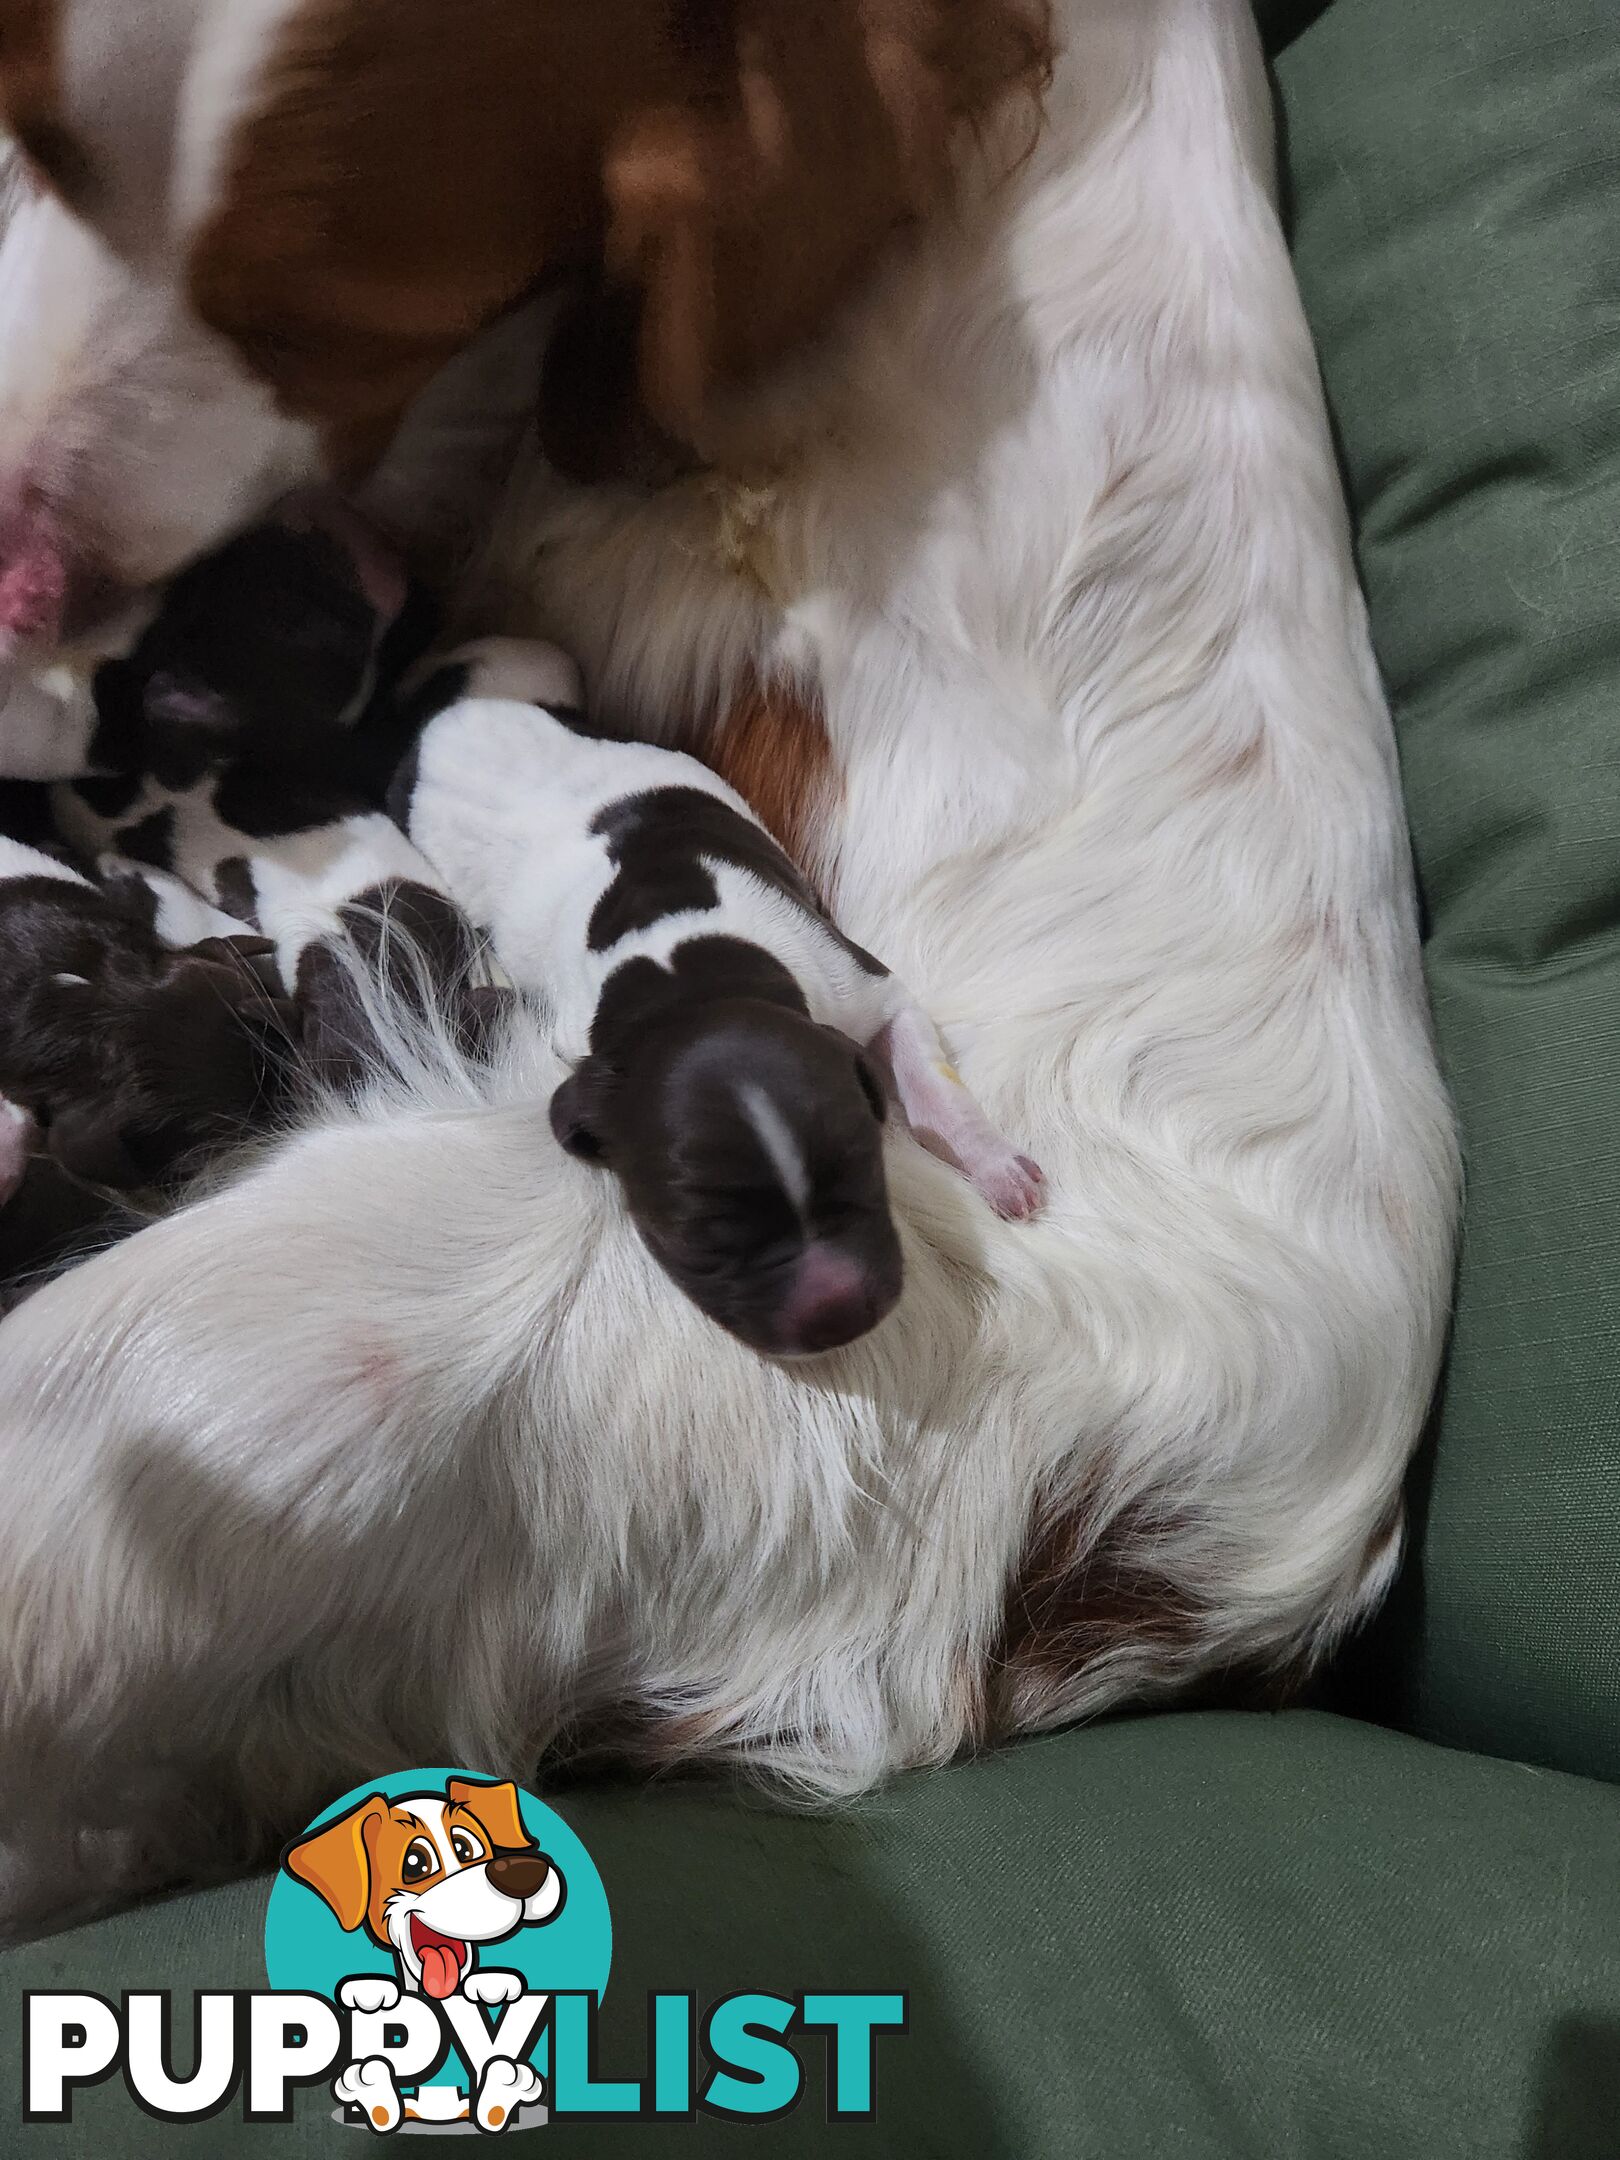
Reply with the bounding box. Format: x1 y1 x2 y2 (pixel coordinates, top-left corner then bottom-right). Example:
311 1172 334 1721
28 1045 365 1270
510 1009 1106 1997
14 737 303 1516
487 1852 551 1901
776 1243 894 1356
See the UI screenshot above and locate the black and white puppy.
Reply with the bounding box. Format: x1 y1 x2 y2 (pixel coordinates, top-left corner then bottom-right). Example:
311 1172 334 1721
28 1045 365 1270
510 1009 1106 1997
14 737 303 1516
0 1139 143 1315
398 644 1045 1360
0 493 424 792
51 647 549 1089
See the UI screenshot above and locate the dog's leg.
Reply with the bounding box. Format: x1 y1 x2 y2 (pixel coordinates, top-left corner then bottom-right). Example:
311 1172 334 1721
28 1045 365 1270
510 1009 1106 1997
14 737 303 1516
873 1004 1045 1221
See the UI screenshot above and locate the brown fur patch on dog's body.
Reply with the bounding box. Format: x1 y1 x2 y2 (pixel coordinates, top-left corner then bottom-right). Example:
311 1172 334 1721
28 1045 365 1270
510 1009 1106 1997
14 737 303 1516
706 676 840 886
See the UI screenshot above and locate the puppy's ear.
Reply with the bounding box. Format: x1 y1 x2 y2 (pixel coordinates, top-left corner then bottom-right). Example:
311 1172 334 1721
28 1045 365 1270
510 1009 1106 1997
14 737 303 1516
46 1106 145 1190
276 489 409 626
457 985 515 1059
854 1048 890 1125
549 1057 616 1163
282 1794 388 1935
445 1777 536 1855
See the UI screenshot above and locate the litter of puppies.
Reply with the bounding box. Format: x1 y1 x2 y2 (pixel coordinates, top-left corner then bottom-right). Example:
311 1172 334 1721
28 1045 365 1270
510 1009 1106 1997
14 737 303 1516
0 496 1043 1347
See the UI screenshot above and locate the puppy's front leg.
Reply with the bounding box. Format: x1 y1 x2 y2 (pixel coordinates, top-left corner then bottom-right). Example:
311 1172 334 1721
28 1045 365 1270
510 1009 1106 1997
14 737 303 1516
874 1004 1045 1221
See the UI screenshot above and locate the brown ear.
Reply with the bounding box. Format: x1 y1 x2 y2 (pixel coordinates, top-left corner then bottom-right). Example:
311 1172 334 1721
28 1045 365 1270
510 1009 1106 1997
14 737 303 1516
446 1778 535 1855
282 1794 388 1933
854 1047 890 1125
603 0 1050 449
549 1057 617 1163
46 1105 145 1190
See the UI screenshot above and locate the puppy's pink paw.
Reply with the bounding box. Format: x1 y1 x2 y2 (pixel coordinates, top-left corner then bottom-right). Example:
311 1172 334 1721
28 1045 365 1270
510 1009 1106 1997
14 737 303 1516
975 1148 1046 1221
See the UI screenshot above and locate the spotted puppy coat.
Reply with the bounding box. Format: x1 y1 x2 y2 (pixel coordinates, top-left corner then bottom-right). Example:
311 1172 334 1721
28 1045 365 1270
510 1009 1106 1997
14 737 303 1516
398 642 1044 1358
0 825 293 1193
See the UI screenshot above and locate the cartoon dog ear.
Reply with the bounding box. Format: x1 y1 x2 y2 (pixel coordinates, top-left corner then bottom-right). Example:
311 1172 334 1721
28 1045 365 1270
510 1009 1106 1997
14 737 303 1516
282 1794 388 1933
548 1057 616 1163
445 1778 536 1855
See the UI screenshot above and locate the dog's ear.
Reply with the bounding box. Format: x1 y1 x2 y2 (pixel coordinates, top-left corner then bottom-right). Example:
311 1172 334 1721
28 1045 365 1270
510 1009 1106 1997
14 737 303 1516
283 1794 388 1933
548 1057 617 1164
46 1105 145 1191
445 1778 536 1855
853 1048 889 1125
599 0 1050 456
458 985 515 1059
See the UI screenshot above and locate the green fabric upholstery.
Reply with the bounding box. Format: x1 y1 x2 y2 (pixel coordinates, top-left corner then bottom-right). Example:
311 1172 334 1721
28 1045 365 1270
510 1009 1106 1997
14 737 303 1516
1278 0 1620 1779
6 1715 1620 2157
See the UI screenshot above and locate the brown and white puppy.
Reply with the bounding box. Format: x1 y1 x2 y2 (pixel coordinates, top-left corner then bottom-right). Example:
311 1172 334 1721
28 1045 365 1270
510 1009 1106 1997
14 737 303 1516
0 1145 142 1313
398 656 1044 1359
0 825 296 1188
0 0 1048 628
53 623 507 1096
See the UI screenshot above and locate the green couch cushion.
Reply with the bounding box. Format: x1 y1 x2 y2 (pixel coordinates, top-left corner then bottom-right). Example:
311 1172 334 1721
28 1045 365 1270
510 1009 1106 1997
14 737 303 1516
1277 2 1620 1776
6 1714 1619 2157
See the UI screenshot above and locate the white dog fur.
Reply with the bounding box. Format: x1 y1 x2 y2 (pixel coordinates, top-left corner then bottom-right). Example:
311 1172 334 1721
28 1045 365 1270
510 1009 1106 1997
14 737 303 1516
0 0 1458 1934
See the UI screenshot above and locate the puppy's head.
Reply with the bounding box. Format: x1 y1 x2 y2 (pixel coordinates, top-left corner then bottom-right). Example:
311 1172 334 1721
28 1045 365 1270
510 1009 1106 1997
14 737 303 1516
552 998 904 1358
284 1779 565 2001
107 497 410 782
0 883 295 1185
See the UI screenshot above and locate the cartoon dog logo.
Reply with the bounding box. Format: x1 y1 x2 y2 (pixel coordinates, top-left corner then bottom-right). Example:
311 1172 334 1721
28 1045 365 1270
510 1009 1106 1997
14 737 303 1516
283 1776 567 2132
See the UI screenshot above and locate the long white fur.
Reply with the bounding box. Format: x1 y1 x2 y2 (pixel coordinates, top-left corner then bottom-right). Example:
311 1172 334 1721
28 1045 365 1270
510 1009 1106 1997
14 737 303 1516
0 0 1458 1935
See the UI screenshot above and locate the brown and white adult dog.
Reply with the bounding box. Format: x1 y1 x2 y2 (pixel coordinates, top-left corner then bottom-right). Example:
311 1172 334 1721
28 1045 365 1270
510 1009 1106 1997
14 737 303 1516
0 0 1046 626
0 0 1459 1937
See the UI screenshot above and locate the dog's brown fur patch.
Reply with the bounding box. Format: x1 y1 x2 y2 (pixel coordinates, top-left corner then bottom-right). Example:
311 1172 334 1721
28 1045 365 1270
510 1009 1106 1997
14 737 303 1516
706 675 838 882
989 1486 1205 1735
186 0 1050 476
0 0 99 212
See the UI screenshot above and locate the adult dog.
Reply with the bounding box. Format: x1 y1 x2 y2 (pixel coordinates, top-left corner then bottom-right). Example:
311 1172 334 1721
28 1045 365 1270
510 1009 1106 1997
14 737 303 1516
0 0 1459 1936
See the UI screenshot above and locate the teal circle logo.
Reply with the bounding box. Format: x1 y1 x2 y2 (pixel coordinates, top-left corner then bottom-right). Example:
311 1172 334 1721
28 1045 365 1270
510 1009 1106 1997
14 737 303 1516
264 1768 610 2134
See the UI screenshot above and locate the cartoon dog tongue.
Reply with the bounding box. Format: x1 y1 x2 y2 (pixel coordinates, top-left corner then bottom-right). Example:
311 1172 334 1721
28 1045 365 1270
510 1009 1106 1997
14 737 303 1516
418 1936 463 2000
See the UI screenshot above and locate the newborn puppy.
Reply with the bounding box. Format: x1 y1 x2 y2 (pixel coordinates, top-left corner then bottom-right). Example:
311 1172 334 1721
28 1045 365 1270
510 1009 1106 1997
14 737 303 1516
59 750 499 1093
0 493 424 789
0 829 296 1188
0 1088 145 1311
35 502 485 1086
57 786 492 1091
398 642 1045 1359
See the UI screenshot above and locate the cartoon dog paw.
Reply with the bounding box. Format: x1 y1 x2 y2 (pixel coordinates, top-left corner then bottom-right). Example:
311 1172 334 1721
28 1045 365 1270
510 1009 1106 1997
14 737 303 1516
475 2057 543 2133
334 2056 403 2133
339 1976 402 2015
462 1969 524 2008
